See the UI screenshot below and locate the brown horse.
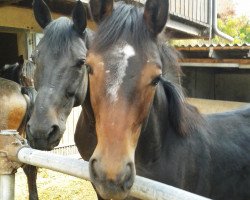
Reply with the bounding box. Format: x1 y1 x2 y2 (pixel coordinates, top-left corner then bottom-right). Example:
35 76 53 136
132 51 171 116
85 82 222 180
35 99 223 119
78 0 250 199
0 78 27 133
0 77 38 200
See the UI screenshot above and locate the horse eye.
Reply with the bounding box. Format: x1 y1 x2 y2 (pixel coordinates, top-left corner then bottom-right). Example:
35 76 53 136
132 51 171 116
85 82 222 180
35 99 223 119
86 64 93 74
151 75 162 86
66 91 75 98
76 59 85 67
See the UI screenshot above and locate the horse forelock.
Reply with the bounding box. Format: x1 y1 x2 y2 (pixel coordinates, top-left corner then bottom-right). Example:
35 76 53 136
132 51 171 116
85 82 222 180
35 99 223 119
39 17 85 55
92 2 152 54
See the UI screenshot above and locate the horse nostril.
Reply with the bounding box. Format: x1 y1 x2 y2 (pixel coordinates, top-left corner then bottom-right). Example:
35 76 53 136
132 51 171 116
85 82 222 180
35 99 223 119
122 162 134 191
26 123 31 133
90 158 98 180
26 123 34 143
47 125 60 140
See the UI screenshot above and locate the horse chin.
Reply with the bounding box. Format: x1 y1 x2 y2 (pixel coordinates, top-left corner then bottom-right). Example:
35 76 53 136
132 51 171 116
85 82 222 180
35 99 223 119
92 172 134 199
95 185 130 200
28 136 61 151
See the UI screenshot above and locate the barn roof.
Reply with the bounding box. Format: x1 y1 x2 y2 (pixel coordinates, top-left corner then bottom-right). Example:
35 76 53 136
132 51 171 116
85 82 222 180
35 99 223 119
175 43 250 51
176 43 250 68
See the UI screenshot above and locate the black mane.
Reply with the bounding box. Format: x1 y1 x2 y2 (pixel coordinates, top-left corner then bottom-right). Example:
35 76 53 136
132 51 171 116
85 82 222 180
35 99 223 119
38 17 77 54
92 2 150 52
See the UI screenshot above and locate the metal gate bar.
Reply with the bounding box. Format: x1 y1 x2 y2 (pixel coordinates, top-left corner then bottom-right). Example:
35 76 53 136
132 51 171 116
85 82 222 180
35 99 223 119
16 147 210 200
0 131 211 200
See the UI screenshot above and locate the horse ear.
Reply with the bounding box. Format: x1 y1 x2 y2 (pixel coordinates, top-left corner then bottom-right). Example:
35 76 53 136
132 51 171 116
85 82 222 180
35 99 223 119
72 1 87 35
143 0 169 36
89 0 114 23
18 55 24 65
33 0 52 29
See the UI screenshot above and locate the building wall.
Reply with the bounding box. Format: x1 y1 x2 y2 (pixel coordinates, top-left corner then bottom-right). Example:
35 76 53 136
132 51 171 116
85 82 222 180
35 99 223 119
182 67 250 102
0 6 63 33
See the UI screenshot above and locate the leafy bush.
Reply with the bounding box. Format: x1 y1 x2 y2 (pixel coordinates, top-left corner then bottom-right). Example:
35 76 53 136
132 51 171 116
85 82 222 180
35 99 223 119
215 15 250 44
171 15 250 45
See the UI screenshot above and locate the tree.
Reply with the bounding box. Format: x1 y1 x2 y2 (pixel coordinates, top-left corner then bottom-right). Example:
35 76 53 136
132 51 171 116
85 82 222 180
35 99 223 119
215 15 250 44
171 15 250 45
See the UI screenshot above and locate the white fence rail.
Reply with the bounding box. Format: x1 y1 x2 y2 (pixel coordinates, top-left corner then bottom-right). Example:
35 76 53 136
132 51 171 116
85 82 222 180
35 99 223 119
9 147 212 200
0 131 211 200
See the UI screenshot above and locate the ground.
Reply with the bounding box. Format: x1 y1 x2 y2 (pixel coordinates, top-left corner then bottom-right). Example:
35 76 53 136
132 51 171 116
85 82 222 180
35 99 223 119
15 168 97 200
187 98 248 114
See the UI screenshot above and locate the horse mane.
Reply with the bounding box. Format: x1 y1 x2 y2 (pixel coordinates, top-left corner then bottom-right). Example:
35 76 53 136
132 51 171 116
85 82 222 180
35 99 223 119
38 17 77 55
159 43 205 136
92 1 204 136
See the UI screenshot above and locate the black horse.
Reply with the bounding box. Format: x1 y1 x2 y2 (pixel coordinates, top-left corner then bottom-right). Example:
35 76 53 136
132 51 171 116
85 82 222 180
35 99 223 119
0 0 90 200
0 55 36 87
78 0 249 199
27 0 92 150
0 55 24 84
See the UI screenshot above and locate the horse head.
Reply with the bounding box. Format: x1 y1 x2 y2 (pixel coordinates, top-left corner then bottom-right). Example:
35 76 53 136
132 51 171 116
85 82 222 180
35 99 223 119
27 0 92 150
87 0 169 198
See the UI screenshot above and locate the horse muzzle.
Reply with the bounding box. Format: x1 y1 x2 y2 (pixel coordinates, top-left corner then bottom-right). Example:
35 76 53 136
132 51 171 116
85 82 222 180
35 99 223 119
26 123 63 150
89 157 135 199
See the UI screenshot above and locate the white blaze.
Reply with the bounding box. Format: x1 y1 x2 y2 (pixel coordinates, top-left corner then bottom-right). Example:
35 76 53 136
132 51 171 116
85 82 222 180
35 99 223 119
107 43 135 102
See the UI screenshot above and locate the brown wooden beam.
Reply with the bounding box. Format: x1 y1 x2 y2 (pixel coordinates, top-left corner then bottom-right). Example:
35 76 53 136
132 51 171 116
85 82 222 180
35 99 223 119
0 6 96 33
179 58 250 65
176 46 250 51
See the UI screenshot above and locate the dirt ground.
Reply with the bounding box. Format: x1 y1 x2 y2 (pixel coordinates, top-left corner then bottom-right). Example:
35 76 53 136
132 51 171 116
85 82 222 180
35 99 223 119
187 98 248 114
15 168 97 200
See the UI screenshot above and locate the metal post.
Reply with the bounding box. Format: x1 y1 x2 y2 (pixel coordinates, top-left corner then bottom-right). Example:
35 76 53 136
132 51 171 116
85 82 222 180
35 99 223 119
0 174 15 200
211 0 234 41
0 130 23 200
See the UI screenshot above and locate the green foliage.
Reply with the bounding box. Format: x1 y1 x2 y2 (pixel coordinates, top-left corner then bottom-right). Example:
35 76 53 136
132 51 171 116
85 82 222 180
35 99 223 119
214 15 250 44
171 15 250 45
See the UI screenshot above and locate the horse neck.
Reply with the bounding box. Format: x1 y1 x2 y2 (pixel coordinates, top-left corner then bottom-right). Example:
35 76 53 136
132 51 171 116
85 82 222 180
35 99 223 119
136 83 207 165
8 64 21 84
81 90 95 123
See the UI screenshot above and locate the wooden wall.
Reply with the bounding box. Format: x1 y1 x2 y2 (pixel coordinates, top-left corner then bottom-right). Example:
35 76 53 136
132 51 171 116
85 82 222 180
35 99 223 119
0 5 96 33
182 67 250 102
